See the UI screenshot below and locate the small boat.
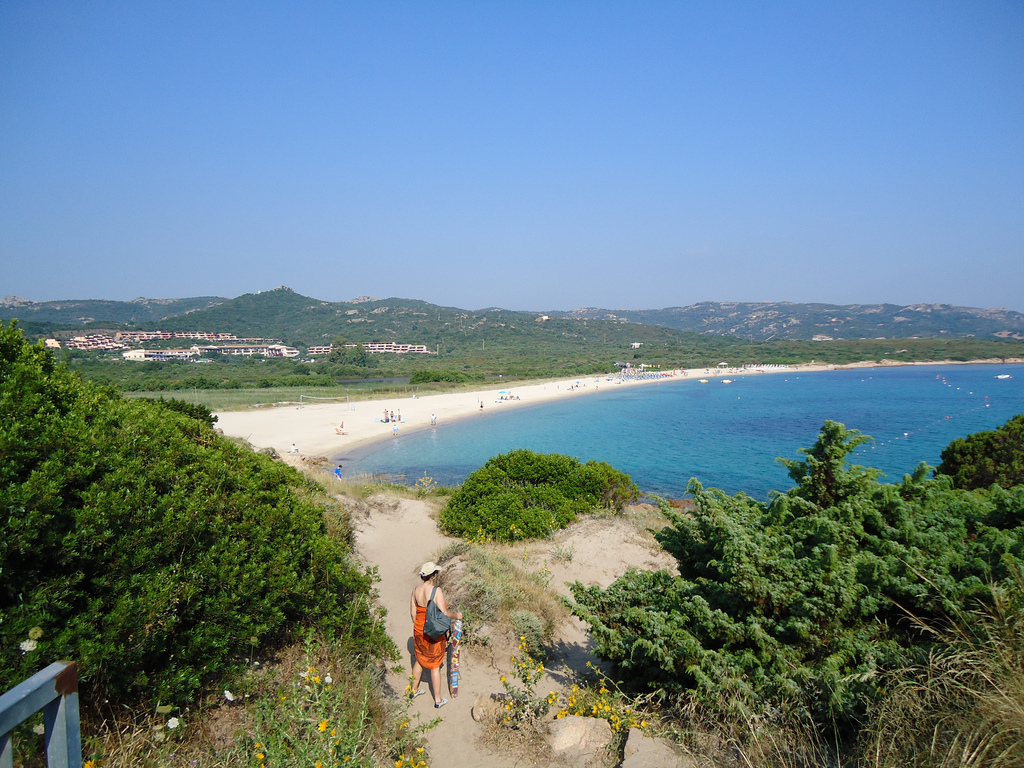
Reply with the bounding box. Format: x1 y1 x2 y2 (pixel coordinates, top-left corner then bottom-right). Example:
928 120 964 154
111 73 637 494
995 374 1012 379
721 379 733 384
699 379 709 383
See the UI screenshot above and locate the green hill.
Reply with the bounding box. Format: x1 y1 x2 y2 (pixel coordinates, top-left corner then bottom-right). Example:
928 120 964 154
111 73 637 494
555 301 1024 341
0 294 227 326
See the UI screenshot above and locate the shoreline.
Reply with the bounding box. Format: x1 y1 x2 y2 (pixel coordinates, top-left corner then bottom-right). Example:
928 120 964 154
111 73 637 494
213 357 1023 469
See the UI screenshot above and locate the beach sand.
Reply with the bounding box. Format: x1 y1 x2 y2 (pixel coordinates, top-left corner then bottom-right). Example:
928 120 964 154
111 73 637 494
213 358 1021 466
214 364 834 462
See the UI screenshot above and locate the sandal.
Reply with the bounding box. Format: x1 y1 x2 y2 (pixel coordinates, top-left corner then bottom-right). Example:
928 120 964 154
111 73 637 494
434 698 448 709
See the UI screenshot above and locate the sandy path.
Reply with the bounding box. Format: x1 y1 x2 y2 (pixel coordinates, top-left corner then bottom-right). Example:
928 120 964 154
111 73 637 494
352 495 680 767
353 496 528 768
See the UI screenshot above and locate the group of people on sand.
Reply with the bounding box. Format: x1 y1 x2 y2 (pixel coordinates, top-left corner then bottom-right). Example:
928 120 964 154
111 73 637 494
409 561 462 709
382 409 401 423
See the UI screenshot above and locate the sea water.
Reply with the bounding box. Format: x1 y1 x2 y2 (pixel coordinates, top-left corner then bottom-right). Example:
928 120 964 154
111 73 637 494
336 364 1024 500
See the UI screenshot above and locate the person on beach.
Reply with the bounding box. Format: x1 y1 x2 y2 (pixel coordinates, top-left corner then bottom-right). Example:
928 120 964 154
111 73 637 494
410 562 462 708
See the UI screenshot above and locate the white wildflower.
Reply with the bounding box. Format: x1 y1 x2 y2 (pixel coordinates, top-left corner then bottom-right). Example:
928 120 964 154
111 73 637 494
324 673 333 685
19 639 37 653
33 724 45 735
167 717 180 729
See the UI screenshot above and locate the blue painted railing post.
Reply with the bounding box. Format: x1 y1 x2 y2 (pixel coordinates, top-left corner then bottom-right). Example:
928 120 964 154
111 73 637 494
0 661 82 768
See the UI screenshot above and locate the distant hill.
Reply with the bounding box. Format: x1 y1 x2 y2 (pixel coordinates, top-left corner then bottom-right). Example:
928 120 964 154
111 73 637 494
0 295 227 325
3 290 1023 342
552 302 1024 341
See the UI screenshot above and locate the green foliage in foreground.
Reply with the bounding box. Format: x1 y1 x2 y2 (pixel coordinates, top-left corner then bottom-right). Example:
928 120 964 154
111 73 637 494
0 321 391 706
937 413 1024 492
569 421 1024 732
439 449 638 541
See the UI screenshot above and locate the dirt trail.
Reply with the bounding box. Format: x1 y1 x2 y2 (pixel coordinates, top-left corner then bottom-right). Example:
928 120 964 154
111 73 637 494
353 496 529 767
352 496 678 767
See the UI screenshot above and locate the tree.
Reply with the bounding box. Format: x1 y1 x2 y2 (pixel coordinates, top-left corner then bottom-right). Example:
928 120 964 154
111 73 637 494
936 413 1024 490
569 420 1024 732
0 321 390 706
328 335 372 367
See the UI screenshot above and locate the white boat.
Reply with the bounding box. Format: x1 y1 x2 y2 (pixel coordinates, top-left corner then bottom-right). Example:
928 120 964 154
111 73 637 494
722 379 733 384
699 379 709 383
996 374 1012 379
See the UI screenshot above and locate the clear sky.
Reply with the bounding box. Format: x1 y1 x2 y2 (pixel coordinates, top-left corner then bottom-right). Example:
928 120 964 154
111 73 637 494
2 1 1022 312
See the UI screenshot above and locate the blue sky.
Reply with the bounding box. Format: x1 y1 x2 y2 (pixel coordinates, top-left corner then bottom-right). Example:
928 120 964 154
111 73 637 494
2 1 1022 311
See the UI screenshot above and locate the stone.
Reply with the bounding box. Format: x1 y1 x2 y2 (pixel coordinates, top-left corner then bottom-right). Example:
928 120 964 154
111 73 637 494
545 715 615 767
471 696 493 723
621 726 696 768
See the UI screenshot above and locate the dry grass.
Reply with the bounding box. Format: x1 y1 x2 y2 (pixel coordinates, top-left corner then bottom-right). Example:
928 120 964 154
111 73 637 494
860 573 1024 768
432 542 568 655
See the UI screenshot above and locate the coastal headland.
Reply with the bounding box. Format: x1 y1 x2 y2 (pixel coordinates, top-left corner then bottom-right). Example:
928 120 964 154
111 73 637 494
214 357 1022 465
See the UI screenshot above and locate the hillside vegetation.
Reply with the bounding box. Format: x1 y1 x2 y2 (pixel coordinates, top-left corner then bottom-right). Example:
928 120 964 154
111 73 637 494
0 321 391 707
7 288 1022 397
560 301 1024 340
6 289 1024 340
569 420 1024 737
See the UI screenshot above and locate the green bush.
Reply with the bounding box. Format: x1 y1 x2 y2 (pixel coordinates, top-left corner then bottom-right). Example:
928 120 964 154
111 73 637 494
569 421 1024 734
408 369 472 384
0 322 391 706
439 449 637 542
509 609 550 657
937 413 1024 491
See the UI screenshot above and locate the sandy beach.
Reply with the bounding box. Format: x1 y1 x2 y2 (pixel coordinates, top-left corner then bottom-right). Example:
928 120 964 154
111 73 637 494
214 362 839 461
213 357 1022 465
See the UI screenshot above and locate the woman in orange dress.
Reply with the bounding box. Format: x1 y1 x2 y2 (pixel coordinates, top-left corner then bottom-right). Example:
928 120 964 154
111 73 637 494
410 561 462 708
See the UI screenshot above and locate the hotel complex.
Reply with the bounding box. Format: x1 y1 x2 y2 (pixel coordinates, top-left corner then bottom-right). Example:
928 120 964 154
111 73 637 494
46 331 433 361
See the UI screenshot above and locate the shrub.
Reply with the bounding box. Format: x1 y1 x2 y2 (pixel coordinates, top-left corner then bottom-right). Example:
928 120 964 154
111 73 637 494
0 322 391 707
508 609 549 657
497 638 557 729
408 369 471 384
569 421 1024 734
937 413 1024 491
861 571 1024 768
439 450 637 541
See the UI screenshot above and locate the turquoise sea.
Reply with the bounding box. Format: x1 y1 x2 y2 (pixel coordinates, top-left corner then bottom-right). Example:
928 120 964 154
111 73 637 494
336 364 1024 500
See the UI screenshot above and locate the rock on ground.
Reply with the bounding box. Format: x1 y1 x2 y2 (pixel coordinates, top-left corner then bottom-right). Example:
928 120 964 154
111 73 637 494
621 726 697 768
545 715 617 767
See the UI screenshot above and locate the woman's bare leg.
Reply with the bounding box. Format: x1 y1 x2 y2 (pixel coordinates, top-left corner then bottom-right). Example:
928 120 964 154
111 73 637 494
430 666 443 704
411 660 424 695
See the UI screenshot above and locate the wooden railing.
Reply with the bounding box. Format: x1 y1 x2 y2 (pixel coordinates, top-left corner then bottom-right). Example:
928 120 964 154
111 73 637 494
0 662 82 768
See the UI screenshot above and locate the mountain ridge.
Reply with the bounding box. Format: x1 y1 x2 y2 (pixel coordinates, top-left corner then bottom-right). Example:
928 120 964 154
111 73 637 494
4 289 1024 341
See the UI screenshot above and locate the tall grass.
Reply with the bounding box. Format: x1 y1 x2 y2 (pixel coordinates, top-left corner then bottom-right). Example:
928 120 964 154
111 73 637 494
860 571 1024 768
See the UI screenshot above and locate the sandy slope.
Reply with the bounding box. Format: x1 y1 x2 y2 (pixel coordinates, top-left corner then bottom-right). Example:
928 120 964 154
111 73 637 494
350 495 677 767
